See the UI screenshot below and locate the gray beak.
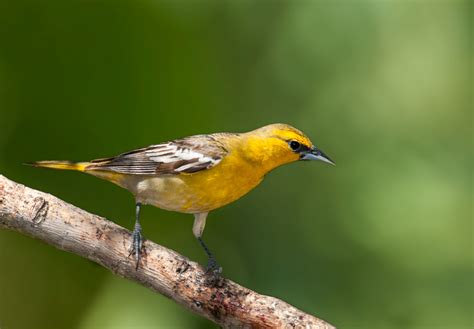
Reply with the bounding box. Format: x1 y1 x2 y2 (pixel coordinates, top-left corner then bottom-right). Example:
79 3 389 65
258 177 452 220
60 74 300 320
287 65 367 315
301 147 335 165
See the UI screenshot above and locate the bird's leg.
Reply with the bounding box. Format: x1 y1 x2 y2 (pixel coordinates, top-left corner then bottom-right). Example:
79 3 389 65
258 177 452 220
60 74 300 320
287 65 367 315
193 213 222 276
128 202 144 269
197 237 222 274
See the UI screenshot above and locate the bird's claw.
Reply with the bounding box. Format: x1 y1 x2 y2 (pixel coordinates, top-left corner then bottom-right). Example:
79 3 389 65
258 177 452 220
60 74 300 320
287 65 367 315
203 257 223 286
128 228 144 269
205 257 222 275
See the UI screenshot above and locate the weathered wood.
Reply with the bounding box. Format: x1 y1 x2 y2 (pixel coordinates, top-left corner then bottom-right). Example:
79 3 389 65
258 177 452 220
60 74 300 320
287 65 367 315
0 175 335 328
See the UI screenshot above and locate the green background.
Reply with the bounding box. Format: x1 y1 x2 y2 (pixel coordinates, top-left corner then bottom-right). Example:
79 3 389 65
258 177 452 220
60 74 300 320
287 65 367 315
0 1 471 328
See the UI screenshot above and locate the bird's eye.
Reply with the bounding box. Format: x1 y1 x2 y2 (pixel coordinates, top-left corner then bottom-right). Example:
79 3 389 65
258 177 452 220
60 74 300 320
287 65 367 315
289 140 301 152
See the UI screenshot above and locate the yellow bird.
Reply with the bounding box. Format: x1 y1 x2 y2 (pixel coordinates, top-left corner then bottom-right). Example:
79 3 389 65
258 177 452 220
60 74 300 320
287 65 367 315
29 123 334 272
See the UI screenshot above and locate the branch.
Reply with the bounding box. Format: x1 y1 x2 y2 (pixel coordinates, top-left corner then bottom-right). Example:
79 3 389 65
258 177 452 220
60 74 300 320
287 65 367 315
0 175 335 329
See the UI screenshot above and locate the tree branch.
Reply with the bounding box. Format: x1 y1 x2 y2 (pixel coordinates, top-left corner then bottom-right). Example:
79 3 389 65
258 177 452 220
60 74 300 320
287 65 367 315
0 175 335 329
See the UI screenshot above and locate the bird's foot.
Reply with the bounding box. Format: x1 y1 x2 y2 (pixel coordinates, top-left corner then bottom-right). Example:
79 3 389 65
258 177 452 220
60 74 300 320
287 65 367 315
206 257 222 275
204 257 223 287
128 225 144 270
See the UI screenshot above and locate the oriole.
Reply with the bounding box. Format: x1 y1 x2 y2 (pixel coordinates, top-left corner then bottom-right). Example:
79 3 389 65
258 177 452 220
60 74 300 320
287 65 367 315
29 123 334 272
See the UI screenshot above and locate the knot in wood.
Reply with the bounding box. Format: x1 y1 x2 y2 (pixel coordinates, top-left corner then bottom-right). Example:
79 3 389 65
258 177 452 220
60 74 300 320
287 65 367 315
31 197 49 225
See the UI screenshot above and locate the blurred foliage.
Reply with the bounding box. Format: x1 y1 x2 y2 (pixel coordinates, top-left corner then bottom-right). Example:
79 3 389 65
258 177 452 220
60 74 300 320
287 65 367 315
0 0 471 328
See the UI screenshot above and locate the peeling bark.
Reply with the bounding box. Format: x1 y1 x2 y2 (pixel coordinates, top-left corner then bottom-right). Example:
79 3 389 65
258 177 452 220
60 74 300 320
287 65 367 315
0 175 335 329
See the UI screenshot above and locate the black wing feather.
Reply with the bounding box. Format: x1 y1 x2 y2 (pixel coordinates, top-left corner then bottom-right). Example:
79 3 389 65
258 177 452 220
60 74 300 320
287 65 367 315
86 135 229 175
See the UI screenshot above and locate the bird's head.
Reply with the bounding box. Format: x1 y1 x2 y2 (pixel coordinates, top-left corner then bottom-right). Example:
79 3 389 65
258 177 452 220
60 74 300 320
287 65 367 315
240 123 335 172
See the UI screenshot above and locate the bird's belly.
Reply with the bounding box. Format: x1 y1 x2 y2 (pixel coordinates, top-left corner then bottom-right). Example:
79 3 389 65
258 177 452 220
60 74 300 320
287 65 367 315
128 176 194 212
121 170 263 214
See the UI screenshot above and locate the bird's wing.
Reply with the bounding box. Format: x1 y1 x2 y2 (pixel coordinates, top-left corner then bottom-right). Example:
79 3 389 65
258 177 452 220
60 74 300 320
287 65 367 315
86 134 230 175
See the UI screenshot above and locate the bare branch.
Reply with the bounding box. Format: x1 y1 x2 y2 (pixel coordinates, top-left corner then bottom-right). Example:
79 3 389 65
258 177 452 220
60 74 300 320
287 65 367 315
0 175 335 329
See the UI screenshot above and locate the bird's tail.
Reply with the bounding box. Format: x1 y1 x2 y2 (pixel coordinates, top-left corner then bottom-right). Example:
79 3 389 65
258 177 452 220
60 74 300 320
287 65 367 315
26 160 89 172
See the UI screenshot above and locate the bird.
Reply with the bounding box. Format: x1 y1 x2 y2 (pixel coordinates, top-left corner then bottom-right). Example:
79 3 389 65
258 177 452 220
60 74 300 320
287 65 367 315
28 123 334 273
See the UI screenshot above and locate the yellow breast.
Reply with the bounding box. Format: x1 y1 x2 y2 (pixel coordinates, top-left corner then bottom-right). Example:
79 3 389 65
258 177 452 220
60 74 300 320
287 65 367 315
106 151 264 214
88 130 301 214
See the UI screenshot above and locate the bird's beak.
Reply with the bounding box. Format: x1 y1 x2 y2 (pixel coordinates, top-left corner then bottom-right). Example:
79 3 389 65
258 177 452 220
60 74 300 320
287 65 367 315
300 147 335 165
